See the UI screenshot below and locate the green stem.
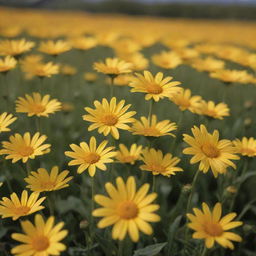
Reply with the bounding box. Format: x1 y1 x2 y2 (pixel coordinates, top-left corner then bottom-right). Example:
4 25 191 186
152 175 156 193
36 117 41 133
3 160 12 192
201 246 207 256
148 100 154 121
109 75 116 99
47 195 54 215
184 170 200 240
118 240 123 256
25 161 32 176
91 177 95 222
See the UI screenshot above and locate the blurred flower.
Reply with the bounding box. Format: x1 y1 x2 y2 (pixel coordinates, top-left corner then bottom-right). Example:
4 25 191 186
116 144 142 165
170 88 202 113
130 115 177 138
183 125 239 177
187 202 242 249
0 38 34 57
0 190 45 220
119 52 148 71
38 40 71 56
233 137 256 157
111 74 133 87
16 93 62 117
129 71 181 102
65 136 116 176
93 176 160 242
60 64 77 76
0 112 17 133
191 57 225 72
152 51 182 69
0 55 17 73
24 61 59 78
140 148 183 177
197 101 230 120
0 132 51 163
70 36 97 50
25 166 73 192
84 72 98 83
175 47 199 61
83 97 136 139
94 58 132 77
11 214 68 255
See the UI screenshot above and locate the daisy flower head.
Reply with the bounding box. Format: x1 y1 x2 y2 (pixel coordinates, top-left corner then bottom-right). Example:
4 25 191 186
210 69 250 84
170 88 202 113
140 148 183 177
11 214 68 256
129 70 181 102
187 202 243 249
94 57 133 78
16 92 62 117
191 57 225 73
38 40 71 56
183 125 239 177
25 166 73 192
70 36 98 50
28 61 59 78
93 176 160 242
0 38 34 57
65 136 116 176
197 101 230 120
130 115 177 138
151 51 182 69
83 97 136 140
0 55 17 73
0 190 45 220
116 144 143 165
233 137 256 157
0 112 17 133
0 132 51 163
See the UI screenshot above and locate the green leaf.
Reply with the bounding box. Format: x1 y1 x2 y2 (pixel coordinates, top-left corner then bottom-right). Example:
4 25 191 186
133 242 167 256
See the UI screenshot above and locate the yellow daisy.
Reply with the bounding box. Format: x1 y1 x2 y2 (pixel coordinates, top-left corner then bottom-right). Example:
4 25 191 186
93 176 160 242
70 36 97 50
119 52 149 71
197 101 230 120
129 70 181 102
60 64 77 76
0 55 17 72
83 97 136 139
183 125 239 177
170 88 202 113
151 51 182 69
187 202 243 249
16 92 62 117
38 40 71 56
233 137 256 157
0 112 17 133
0 38 35 57
0 132 51 163
130 115 177 137
25 166 73 192
140 148 183 177
94 57 133 77
65 136 116 176
116 144 143 165
26 61 59 78
191 57 225 72
11 214 68 256
0 190 45 220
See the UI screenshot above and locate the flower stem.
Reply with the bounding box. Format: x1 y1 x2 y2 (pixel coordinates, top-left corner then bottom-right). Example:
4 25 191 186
25 161 32 176
152 175 156 193
118 240 123 256
170 111 184 153
148 99 154 122
109 75 115 99
201 246 207 256
35 116 41 133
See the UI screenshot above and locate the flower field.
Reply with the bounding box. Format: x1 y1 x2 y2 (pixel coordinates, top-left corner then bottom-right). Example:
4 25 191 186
0 7 256 256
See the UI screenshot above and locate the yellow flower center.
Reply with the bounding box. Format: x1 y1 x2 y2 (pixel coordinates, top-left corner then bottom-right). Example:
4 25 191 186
204 222 223 236
31 104 46 114
201 144 220 158
13 206 30 216
117 201 138 219
142 127 161 137
241 148 256 156
101 114 118 126
146 83 163 94
40 181 56 190
149 164 166 173
84 152 100 164
20 146 34 157
32 236 50 251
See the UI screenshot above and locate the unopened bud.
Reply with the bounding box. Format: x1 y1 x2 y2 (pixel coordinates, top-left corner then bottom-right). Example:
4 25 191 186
79 219 89 229
226 186 237 194
244 118 252 127
182 184 192 193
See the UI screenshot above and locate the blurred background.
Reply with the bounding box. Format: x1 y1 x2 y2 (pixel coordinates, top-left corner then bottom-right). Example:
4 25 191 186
0 0 256 19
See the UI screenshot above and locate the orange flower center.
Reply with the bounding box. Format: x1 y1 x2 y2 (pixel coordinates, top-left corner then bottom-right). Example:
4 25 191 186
31 104 46 114
204 222 223 236
32 236 50 251
147 83 163 94
201 144 219 158
149 164 166 173
13 206 30 216
101 114 118 126
142 127 161 137
40 181 56 190
84 152 100 164
117 201 138 219
20 146 34 157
